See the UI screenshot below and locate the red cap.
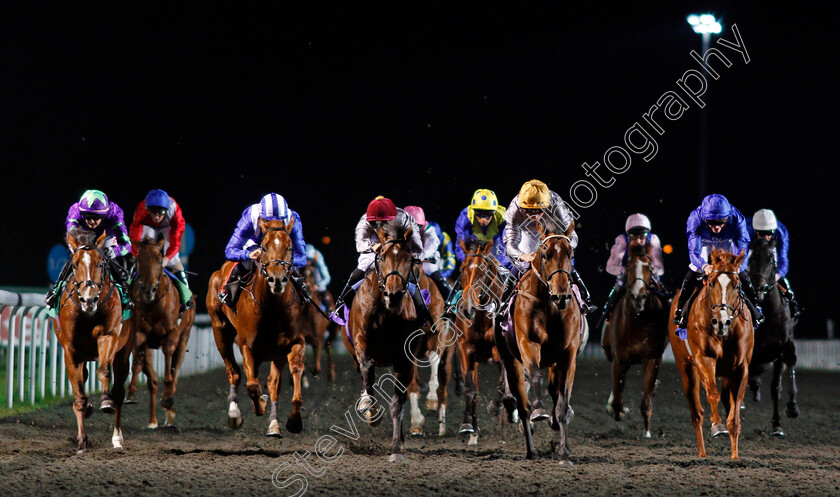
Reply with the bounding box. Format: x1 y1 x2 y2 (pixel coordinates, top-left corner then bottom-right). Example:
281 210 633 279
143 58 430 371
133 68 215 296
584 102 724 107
366 196 397 221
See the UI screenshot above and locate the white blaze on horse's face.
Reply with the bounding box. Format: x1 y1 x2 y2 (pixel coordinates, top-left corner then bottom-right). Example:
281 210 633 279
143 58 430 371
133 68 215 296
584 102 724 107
77 251 99 315
716 273 732 336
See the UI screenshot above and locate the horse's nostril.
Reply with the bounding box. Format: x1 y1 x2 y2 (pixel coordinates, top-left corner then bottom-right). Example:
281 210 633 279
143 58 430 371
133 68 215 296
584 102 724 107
725 320 731 326
281 277 288 283
712 318 718 325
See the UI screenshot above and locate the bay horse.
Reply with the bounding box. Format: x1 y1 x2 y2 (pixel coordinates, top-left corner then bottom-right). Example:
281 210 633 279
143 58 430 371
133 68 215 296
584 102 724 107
206 217 305 437
747 237 799 435
454 237 517 445
346 224 444 461
602 242 669 437
668 248 754 459
496 227 583 464
54 229 134 453
300 260 337 381
124 235 196 429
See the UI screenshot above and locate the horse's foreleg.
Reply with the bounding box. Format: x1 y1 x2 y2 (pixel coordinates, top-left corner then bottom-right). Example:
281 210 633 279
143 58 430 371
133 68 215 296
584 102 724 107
159 340 179 427
783 341 799 419
554 353 578 465
240 344 266 416
111 340 132 450
142 347 159 429
96 333 120 414
437 344 453 437
425 349 441 410
162 334 188 427
358 351 382 426
325 323 337 382
609 359 631 421
697 357 725 438
126 344 144 403
640 358 661 438
505 358 535 459
407 366 425 436
212 323 243 429
727 366 748 460
388 362 412 462
286 342 305 433
770 359 784 434
521 343 547 423
64 350 91 454
678 357 706 457
266 360 283 437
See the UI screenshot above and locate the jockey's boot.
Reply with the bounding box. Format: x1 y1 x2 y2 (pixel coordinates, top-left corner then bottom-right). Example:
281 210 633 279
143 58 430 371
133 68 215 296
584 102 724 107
175 270 194 312
739 271 765 327
571 268 597 315
410 284 434 325
45 260 74 309
334 268 366 312
442 279 462 320
598 282 624 328
780 277 802 318
496 271 517 318
674 270 701 327
218 274 241 307
430 270 453 301
109 257 134 311
290 270 311 304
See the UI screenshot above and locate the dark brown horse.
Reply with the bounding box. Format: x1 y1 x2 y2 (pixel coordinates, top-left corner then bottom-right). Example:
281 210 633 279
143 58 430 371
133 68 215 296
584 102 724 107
496 227 584 464
668 248 754 459
346 225 443 461
454 237 516 445
125 235 196 429
206 218 305 437
747 237 799 435
54 229 134 453
601 242 669 437
300 260 337 381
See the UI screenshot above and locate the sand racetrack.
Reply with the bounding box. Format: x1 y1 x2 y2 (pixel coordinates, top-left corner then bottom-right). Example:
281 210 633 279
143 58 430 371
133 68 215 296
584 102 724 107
1 353 838 497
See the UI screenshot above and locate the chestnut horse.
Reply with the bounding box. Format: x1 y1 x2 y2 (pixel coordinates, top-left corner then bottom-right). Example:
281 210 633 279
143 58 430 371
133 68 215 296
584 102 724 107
124 235 196 429
300 260 337 381
496 227 583 464
454 238 517 445
602 243 669 437
747 237 799 435
668 248 754 459
206 218 305 437
345 225 443 461
54 229 133 453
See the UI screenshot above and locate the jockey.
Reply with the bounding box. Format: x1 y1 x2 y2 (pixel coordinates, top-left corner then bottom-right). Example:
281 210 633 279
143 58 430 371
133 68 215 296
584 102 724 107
504 179 596 314
129 189 194 311
748 208 801 317
217 193 308 306
673 194 764 329
305 243 332 306
45 190 134 312
427 221 456 280
333 195 429 322
404 205 453 301
599 213 666 327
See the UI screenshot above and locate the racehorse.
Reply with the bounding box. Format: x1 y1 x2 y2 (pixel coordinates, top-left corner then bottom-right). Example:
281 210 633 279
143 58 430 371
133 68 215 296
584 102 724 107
496 227 584 464
300 260 337 381
345 224 444 461
747 237 799 435
124 235 196 429
54 229 134 453
454 238 517 445
668 248 754 459
206 217 306 437
601 242 669 437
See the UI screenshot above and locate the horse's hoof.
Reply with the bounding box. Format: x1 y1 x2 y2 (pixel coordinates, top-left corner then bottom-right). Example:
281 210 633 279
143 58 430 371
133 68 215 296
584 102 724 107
76 448 87 456
124 397 138 405
267 419 284 438
228 402 243 429
770 427 785 437
468 433 479 445
302 376 310 389
549 414 560 431
530 408 549 423
286 415 303 434
160 397 174 410
519 421 535 434
644 430 652 439
509 409 520 424
740 402 746 411
786 403 799 418
84 404 94 419
369 406 384 427
558 458 574 467
459 423 475 434
388 453 405 463
409 426 424 437
487 399 501 417
146 422 159 430
161 424 179 433
752 391 761 402
710 424 729 438
438 422 446 437
100 399 115 415
425 398 439 411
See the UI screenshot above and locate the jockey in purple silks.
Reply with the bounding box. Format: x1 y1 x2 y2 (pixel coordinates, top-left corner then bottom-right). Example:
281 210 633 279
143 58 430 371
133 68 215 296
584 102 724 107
45 189 135 312
217 193 308 306
748 208 801 317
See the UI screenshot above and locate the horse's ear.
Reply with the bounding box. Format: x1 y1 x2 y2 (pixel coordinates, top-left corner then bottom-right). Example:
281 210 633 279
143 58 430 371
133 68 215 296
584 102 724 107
709 247 719 264
285 216 295 233
156 232 166 250
258 217 269 234
95 231 108 249
376 228 387 246
645 241 652 256
484 238 494 254
404 225 413 241
67 231 81 252
564 220 576 239
734 249 745 269
458 237 468 255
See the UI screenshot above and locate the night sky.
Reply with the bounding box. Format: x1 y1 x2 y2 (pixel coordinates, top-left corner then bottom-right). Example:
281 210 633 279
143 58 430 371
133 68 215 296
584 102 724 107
1 3 837 337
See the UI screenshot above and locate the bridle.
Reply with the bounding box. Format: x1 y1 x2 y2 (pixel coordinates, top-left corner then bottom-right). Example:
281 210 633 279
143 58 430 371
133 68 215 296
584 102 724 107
66 245 115 310
749 244 777 303
705 269 745 321
460 244 501 309
375 238 414 293
135 244 169 303
259 226 294 277
534 235 573 304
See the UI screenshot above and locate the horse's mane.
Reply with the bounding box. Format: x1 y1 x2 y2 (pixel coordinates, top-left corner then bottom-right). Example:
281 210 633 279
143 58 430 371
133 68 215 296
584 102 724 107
711 249 741 272
627 243 649 258
379 222 407 242
68 228 97 247
464 239 489 253
749 237 775 251
138 236 160 247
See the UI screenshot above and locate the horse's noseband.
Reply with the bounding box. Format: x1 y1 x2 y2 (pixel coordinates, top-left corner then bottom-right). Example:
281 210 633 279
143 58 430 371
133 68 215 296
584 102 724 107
375 240 413 293
259 226 293 278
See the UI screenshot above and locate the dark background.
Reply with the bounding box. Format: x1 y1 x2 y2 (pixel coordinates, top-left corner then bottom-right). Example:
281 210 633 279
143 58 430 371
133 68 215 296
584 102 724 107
1 3 837 337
